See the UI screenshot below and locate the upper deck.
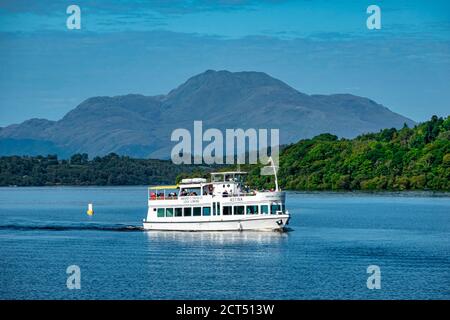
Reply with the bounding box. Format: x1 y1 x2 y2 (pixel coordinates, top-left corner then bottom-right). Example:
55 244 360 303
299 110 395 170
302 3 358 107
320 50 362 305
148 171 280 203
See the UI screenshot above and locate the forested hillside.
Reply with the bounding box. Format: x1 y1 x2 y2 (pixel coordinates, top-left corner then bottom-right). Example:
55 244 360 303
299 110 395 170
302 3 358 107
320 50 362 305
243 115 449 191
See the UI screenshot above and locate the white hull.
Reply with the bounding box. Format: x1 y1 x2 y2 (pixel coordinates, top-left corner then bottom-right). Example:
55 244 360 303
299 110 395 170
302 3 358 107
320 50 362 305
143 214 290 231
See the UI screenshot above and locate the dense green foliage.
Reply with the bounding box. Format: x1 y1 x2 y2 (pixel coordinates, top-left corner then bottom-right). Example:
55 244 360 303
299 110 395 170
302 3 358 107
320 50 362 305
242 115 450 191
0 153 209 186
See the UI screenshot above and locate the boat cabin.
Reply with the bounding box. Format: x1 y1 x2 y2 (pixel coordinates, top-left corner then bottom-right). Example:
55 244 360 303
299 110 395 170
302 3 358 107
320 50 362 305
210 171 249 197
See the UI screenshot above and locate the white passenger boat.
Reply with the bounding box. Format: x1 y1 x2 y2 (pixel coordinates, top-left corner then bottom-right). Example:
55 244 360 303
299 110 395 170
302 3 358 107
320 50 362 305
143 170 290 231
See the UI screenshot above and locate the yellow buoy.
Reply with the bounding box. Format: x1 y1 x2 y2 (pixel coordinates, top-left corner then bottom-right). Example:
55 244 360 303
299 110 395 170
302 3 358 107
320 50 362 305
87 203 94 216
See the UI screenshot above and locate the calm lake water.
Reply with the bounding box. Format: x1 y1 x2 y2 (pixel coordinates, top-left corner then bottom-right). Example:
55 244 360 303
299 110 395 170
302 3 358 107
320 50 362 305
0 187 449 300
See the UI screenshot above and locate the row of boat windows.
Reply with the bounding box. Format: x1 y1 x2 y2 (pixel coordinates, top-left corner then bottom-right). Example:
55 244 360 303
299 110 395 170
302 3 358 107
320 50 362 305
154 204 283 218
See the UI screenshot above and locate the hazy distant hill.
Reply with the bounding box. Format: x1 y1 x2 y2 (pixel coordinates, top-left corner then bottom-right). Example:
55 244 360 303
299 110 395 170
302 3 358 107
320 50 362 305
0 70 415 158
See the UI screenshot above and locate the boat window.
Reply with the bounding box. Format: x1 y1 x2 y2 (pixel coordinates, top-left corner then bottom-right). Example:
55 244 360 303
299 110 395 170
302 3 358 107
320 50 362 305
157 208 165 218
212 202 216 215
180 188 201 197
223 206 232 215
246 205 258 215
175 208 182 217
184 207 192 217
261 205 269 214
203 207 211 216
203 184 214 195
217 203 221 215
166 208 173 217
193 207 201 216
234 206 244 215
271 204 281 214
167 192 178 199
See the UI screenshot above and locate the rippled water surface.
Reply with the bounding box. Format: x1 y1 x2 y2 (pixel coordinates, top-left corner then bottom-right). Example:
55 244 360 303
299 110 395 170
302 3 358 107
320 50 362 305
0 187 449 299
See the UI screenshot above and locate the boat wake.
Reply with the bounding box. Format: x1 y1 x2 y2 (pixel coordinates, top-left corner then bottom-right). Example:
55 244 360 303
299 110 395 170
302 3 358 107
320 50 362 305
0 223 144 232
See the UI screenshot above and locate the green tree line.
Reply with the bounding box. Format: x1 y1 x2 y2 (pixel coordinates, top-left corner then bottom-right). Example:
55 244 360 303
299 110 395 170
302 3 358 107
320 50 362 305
0 153 210 186
241 115 450 191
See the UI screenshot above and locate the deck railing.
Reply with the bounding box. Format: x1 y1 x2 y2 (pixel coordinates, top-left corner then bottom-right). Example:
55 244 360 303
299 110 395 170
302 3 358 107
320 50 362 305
148 192 263 200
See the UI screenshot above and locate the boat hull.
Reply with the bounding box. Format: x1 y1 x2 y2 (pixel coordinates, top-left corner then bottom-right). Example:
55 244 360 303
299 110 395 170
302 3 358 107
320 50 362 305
143 214 290 231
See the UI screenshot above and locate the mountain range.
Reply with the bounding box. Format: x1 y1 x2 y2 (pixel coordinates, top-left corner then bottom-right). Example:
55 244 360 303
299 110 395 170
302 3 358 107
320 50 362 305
0 70 415 158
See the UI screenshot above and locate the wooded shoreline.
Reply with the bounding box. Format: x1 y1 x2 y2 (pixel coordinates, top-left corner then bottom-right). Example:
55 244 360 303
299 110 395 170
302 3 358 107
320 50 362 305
1 116 448 191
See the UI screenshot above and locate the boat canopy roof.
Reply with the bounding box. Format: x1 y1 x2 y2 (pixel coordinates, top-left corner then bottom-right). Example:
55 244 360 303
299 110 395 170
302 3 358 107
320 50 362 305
210 171 247 175
180 178 207 184
149 185 179 190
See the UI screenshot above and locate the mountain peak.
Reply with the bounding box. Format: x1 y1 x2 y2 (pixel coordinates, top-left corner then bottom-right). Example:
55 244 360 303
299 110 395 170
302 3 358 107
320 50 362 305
0 118 55 139
192 69 284 84
166 69 297 100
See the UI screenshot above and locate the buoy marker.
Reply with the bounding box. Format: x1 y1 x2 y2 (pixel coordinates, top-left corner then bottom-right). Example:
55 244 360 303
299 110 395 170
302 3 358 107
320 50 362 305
87 203 94 216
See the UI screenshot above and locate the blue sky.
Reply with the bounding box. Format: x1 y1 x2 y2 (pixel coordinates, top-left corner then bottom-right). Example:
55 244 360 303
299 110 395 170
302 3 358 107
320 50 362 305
0 0 449 126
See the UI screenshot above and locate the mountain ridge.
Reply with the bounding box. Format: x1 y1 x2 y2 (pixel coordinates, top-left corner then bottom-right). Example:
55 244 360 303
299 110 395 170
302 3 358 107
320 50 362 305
0 70 416 158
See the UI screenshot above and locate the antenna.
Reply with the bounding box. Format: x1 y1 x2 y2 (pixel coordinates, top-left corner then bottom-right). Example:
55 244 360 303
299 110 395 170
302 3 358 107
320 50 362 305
236 163 242 196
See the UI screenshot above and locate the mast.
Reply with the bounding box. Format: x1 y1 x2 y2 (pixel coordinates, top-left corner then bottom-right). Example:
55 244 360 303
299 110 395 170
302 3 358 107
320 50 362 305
268 156 279 191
